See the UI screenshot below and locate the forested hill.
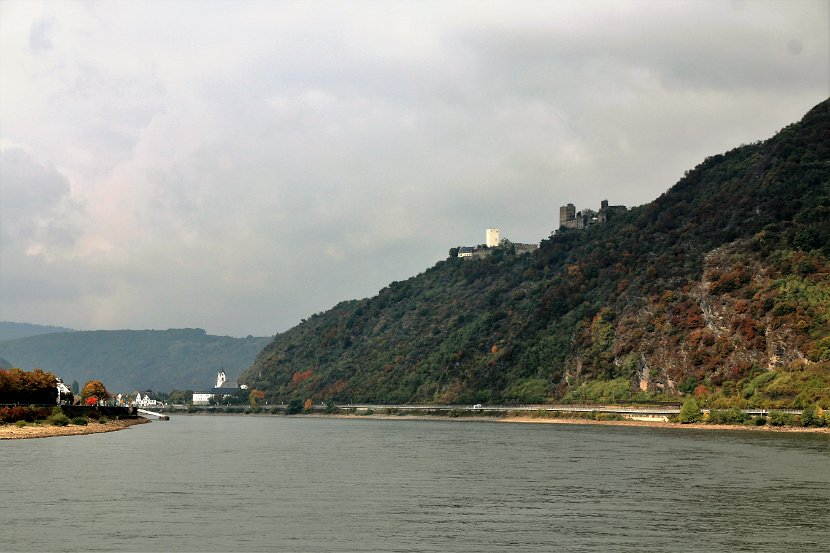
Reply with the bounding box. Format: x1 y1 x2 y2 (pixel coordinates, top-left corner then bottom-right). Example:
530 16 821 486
0 329 272 392
243 99 830 409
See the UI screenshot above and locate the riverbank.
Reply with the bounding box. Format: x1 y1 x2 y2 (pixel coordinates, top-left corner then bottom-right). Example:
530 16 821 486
308 413 830 433
0 417 149 440
501 415 830 433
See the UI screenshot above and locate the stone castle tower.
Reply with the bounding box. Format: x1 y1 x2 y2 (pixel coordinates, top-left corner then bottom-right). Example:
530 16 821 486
559 203 576 227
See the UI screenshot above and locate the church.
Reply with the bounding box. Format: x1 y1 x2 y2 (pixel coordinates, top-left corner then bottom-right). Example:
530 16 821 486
191 371 248 405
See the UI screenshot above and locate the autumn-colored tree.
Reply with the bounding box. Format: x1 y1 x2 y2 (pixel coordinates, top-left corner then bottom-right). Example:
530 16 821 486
0 367 58 404
81 380 109 404
303 398 313 412
249 389 266 408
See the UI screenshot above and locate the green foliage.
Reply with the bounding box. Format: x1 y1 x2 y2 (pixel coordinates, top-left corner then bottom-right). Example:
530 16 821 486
46 407 70 427
707 407 747 425
678 396 702 423
797 404 829 427
563 378 632 403
285 398 304 415
767 410 796 427
71 416 88 426
502 378 549 404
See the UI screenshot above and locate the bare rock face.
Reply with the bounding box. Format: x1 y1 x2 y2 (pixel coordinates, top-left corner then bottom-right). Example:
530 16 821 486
573 238 817 392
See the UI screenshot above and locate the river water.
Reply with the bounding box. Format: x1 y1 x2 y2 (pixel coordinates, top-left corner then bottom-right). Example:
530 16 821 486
2 416 829 552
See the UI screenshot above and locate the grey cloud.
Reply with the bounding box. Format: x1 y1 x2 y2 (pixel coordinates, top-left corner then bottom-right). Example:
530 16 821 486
0 148 80 248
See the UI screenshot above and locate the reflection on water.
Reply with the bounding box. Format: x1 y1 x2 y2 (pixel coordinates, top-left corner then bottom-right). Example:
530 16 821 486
3 416 829 552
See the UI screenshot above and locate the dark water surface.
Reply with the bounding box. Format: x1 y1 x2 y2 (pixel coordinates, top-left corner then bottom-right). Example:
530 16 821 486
2 416 829 552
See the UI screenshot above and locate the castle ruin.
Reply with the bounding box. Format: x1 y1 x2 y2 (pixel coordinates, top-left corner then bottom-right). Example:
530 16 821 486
559 199 627 229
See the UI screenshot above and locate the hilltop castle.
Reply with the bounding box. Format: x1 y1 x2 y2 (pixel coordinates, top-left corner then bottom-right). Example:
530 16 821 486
559 199 627 229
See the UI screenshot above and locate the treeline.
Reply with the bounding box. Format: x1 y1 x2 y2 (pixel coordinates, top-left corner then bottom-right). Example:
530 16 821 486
0 368 59 404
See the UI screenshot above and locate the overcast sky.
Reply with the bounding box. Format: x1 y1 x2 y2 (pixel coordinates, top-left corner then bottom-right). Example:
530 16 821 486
1 0 827 337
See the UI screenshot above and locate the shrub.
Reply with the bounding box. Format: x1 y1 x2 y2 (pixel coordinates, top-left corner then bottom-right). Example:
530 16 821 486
800 404 826 427
71 417 88 426
678 396 703 423
0 405 51 423
708 407 748 425
45 406 70 426
47 412 70 426
14 420 27 427
285 398 304 414
754 416 767 426
768 410 785 426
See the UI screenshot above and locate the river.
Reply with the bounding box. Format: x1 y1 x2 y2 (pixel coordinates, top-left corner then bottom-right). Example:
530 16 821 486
2 416 829 552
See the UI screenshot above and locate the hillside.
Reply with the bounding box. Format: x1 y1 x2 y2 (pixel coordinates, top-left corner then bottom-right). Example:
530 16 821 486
242 99 830 409
0 328 272 392
0 321 75 341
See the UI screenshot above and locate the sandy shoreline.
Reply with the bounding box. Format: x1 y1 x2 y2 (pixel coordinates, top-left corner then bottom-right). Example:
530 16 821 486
7 412 824 438
0 417 150 440
500 415 830 433
309 413 830 434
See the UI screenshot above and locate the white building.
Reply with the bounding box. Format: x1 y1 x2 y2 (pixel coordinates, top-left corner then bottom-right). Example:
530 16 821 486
485 228 500 248
134 391 159 407
192 392 214 405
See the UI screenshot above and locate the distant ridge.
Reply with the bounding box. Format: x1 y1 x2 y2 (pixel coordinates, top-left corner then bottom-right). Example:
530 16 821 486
0 321 75 341
0 328 272 392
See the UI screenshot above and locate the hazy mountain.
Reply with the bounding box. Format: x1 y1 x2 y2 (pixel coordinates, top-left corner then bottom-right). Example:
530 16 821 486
0 321 75 341
242 99 829 409
0 328 272 393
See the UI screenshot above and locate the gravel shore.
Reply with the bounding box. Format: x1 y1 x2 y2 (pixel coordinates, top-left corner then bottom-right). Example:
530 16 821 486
0 418 149 440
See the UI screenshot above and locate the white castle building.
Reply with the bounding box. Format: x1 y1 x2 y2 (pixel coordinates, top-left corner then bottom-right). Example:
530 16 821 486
485 228 500 248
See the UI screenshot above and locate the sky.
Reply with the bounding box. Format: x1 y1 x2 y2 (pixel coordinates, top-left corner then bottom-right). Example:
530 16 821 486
0 0 828 338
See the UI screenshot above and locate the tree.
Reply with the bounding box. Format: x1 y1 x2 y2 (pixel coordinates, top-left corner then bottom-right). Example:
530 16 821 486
249 389 265 408
678 396 702 423
81 380 109 404
0 367 58 404
286 398 303 414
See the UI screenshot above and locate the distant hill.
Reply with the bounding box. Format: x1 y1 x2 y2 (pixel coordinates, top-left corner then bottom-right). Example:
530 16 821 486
0 321 75 341
0 328 272 392
0 357 12 370
242 98 830 409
